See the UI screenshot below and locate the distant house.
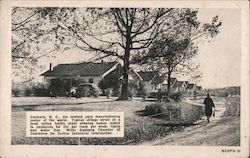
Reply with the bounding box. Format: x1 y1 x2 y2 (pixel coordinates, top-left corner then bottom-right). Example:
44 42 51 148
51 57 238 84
196 86 202 91
119 68 143 85
186 83 197 93
184 81 189 87
172 81 188 92
150 74 177 92
137 71 158 92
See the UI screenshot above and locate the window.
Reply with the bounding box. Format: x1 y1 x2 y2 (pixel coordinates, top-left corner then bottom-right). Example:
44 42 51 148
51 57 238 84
88 78 94 83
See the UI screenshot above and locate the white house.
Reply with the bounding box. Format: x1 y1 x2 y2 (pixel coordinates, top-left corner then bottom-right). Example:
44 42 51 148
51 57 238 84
137 71 158 92
41 62 120 87
150 74 177 92
172 81 188 92
186 83 197 93
41 62 142 94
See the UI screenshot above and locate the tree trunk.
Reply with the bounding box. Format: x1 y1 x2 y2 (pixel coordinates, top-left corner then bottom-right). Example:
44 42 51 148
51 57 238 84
120 59 129 100
119 32 131 100
167 71 171 96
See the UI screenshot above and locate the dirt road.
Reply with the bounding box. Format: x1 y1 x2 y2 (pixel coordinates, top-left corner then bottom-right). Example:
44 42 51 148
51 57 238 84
143 97 240 146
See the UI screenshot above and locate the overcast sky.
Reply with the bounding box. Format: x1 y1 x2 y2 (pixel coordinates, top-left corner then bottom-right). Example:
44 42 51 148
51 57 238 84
196 8 241 88
38 8 241 89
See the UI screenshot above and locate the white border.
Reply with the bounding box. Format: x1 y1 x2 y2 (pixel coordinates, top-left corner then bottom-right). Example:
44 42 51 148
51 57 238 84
0 1 249 158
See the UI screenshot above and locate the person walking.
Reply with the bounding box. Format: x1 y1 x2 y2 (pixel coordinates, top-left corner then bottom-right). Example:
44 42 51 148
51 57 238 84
204 93 215 123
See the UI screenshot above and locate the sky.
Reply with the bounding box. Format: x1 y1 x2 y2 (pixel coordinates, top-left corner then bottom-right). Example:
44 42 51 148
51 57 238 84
195 8 241 88
35 8 241 89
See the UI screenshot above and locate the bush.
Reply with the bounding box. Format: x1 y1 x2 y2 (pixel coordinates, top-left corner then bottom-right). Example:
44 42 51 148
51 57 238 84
169 92 183 102
137 82 147 97
105 88 112 98
111 88 120 97
24 89 32 96
79 86 99 97
139 103 182 120
128 81 138 98
33 83 49 97
143 104 163 116
12 89 21 97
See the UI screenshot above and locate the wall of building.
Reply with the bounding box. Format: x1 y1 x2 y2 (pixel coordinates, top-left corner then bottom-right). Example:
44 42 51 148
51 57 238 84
44 76 102 85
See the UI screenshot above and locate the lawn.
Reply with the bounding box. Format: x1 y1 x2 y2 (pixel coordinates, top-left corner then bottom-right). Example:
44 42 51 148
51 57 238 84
12 97 204 145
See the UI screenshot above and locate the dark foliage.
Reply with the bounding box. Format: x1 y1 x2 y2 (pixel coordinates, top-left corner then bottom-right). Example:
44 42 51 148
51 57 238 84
169 92 183 102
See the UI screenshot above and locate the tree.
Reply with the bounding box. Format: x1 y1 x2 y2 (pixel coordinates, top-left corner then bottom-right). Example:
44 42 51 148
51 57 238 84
47 8 175 100
41 8 211 100
133 13 222 94
11 7 64 81
12 8 221 100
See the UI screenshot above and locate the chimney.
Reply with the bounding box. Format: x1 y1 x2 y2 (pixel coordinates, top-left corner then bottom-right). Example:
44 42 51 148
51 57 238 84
49 63 53 71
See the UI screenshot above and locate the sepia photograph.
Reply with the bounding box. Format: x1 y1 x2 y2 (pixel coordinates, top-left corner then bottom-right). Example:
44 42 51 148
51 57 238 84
1 0 249 158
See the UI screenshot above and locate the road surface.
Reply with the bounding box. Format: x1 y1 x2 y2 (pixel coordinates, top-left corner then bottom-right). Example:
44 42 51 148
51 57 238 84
142 98 240 146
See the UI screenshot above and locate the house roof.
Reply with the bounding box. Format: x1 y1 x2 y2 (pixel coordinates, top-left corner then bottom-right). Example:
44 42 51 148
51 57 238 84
196 86 202 90
137 71 158 82
151 75 176 85
41 62 118 77
187 83 196 89
151 75 167 84
173 81 185 88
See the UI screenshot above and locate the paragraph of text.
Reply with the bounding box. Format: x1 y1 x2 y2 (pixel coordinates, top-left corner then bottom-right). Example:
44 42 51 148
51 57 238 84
26 112 124 137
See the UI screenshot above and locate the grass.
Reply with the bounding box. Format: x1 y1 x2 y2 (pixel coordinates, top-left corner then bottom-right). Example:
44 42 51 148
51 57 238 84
12 97 204 145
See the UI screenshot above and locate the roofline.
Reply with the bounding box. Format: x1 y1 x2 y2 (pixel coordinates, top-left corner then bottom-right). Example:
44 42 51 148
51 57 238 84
132 69 143 81
41 62 119 77
101 62 120 78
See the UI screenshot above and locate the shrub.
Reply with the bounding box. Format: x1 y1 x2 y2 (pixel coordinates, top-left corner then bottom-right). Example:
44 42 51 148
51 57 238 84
128 81 138 98
143 104 163 116
24 89 32 96
169 92 183 102
12 89 21 97
33 83 49 96
137 82 147 97
79 86 99 97
139 103 182 120
105 88 112 98
111 88 120 97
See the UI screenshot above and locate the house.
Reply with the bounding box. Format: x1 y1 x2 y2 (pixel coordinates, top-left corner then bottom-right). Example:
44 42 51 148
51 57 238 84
41 62 120 86
186 83 197 93
41 61 142 96
196 86 202 92
150 74 177 92
184 81 189 87
119 68 143 85
137 71 158 92
172 81 188 92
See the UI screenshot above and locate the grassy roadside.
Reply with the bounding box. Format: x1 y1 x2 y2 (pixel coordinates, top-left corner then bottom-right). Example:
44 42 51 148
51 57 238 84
11 97 204 145
143 96 240 146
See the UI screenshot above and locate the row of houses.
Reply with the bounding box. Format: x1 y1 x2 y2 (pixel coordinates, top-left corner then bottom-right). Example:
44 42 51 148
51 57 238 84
41 62 202 94
137 71 202 93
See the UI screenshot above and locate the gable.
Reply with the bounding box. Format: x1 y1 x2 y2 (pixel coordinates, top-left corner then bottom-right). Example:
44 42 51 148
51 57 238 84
187 84 196 89
173 81 185 88
151 75 167 84
137 71 158 82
